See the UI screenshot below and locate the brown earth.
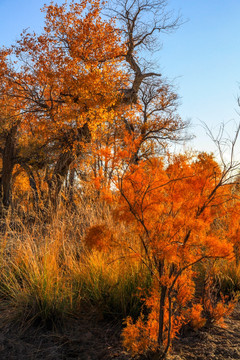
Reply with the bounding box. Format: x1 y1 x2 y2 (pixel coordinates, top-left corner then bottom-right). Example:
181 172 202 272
171 305 240 360
0 307 240 360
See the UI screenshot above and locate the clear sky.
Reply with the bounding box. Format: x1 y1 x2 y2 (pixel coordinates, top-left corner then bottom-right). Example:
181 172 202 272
0 0 240 156
159 0 240 155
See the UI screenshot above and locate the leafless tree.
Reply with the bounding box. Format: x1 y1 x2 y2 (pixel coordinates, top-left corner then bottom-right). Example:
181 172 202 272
107 0 182 104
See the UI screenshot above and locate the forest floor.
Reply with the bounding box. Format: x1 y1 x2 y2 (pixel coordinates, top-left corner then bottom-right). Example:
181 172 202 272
0 306 240 360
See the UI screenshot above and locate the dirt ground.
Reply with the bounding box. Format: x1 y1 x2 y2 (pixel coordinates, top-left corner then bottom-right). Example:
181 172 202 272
0 307 240 360
171 306 240 360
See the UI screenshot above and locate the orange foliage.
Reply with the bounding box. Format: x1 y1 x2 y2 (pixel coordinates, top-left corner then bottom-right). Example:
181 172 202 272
85 224 114 251
203 277 236 327
119 152 239 356
188 304 206 330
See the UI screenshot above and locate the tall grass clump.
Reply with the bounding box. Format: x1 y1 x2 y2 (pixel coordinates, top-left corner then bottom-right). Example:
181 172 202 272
0 236 75 328
0 198 152 328
215 260 240 297
68 250 152 319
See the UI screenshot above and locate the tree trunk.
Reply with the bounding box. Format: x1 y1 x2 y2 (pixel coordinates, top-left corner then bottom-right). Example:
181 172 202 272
0 124 18 216
158 285 167 347
49 150 74 209
48 123 91 209
21 164 39 210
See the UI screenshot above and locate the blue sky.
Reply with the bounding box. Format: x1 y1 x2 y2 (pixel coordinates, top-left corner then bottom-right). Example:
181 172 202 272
0 0 239 155
159 0 240 154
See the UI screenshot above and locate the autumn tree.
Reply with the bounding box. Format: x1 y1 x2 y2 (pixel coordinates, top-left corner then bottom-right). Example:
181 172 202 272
0 50 52 215
0 1 125 208
0 0 190 211
116 147 240 358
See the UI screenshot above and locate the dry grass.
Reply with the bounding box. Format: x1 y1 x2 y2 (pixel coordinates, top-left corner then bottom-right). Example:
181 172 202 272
0 197 151 329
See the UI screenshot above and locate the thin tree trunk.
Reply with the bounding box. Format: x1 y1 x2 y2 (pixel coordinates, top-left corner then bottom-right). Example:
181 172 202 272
163 292 172 358
48 150 74 209
68 167 76 210
158 285 167 348
21 164 39 210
